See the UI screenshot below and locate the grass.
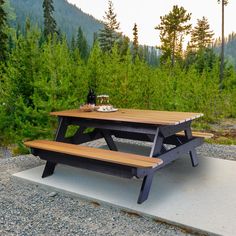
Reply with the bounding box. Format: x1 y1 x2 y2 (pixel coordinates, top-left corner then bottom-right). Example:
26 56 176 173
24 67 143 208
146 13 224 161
193 118 236 145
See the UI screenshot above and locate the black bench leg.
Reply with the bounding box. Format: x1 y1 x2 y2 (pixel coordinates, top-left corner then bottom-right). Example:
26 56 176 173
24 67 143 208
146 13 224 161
42 161 57 178
190 149 198 167
137 173 154 204
184 125 199 167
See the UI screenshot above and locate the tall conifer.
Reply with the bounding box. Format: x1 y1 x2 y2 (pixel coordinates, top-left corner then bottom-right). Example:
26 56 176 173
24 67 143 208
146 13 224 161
155 5 191 66
0 0 7 61
98 0 120 52
42 0 57 38
132 23 139 58
77 27 89 59
190 17 214 50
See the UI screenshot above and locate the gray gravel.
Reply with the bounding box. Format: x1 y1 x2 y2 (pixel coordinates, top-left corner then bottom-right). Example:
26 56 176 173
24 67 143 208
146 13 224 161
0 156 195 236
197 143 236 161
1 140 235 236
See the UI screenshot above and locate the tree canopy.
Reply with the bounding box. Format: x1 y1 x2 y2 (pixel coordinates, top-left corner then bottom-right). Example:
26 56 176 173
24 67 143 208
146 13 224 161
42 0 57 37
0 0 8 61
190 17 214 51
155 5 192 65
76 27 89 59
98 0 120 52
132 23 139 58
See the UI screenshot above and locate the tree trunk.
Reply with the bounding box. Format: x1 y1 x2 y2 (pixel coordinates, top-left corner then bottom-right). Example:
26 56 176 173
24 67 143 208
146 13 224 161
172 33 176 67
219 1 224 92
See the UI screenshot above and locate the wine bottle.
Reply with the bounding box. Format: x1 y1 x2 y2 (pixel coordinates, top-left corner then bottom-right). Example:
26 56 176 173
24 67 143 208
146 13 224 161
87 89 96 105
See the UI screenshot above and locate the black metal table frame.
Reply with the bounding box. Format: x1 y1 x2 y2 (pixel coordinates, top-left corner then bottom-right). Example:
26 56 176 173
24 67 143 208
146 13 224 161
38 116 203 204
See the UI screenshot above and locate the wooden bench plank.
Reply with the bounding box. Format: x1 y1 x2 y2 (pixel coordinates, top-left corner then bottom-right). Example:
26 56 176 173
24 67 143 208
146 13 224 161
177 131 214 139
25 140 163 169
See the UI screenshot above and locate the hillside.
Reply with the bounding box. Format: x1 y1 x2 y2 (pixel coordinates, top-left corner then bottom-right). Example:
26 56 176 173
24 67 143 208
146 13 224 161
9 0 103 45
214 33 236 68
224 33 236 68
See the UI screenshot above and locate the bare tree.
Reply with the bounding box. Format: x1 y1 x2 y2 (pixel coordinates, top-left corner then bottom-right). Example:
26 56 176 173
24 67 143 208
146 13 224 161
218 0 228 91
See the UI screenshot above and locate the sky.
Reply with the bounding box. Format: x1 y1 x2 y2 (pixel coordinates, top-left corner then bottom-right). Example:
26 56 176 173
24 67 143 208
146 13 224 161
68 0 236 47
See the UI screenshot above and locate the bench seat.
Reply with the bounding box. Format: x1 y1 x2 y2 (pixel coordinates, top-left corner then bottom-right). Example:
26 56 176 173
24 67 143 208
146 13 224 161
177 131 214 139
24 134 201 204
24 140 163 169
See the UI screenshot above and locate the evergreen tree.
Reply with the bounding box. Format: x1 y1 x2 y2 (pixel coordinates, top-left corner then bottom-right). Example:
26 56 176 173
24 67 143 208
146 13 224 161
149 47 159 66
42 0 57 38
132 23 139 58
155 5 191 66
190 17 214 50
218 0 229 91
25 17 31 36
118 35 130 57
0 0 7 62
77 27 89 59
98 0 120 52
71 35 76 51
93 32 98 45
16 23 20 39
57 28 63 42
87 41 103 90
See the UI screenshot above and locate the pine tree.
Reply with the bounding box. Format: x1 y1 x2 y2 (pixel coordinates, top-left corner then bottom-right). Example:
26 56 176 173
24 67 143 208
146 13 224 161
132 23 139 58
71 35 76 51
25 17 31 36
155 5 191 66
0 0 7 62
190 17 214 50
57 28 63 42
218 0 229 91
118 35 130 57
93 32 98 45
42 0 57 38
98 0 120 52
77 27 89 59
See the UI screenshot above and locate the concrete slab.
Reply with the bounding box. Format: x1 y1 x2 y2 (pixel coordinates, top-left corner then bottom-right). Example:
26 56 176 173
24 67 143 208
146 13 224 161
13 143 236 236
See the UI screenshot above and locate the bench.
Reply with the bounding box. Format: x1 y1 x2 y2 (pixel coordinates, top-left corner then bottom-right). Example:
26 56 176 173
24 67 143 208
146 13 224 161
177 131 214 139
25 140 163 204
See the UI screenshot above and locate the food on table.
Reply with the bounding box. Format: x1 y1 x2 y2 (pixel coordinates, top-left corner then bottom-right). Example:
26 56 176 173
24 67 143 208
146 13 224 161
96 95 110 106
97 105 118 112
79 104 96 112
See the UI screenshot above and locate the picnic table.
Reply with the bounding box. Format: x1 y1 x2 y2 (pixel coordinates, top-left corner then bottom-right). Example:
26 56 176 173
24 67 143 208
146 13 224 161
25 108 210 204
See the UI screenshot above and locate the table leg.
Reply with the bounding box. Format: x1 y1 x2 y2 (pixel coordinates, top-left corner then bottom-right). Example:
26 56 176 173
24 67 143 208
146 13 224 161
101 130 118 151
42 117 68 178
189 149 199 167
184 125 199 167
55 117 68 141
71 126 86 144
137 172 154 204
42 161 56 178
150 128 164 157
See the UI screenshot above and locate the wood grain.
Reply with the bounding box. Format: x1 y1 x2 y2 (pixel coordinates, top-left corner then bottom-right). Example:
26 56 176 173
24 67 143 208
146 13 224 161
50 108 203 125
25 140 163 168
177 131 214 139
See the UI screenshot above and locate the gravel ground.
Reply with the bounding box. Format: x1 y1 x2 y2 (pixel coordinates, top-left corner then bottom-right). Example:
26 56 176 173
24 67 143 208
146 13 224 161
0 140 235 236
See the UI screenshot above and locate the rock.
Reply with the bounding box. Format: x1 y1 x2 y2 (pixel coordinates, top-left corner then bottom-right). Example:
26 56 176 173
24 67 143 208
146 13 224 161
48 192 58 197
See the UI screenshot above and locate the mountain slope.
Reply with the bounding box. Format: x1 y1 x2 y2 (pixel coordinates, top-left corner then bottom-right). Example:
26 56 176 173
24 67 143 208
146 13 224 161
9 0 103 45
214 32 236 68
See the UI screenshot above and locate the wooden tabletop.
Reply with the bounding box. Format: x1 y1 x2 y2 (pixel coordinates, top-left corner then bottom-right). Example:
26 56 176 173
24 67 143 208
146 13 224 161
50 108 203 125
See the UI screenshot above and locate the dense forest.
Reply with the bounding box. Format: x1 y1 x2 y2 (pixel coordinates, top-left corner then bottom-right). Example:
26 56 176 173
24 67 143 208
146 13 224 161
215 32 236 68
9 0 103 45
0 0 235 152
6 0 236 67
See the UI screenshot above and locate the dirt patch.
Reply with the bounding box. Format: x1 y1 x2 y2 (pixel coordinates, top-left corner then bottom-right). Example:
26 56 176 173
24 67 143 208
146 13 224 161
205 119 236 145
